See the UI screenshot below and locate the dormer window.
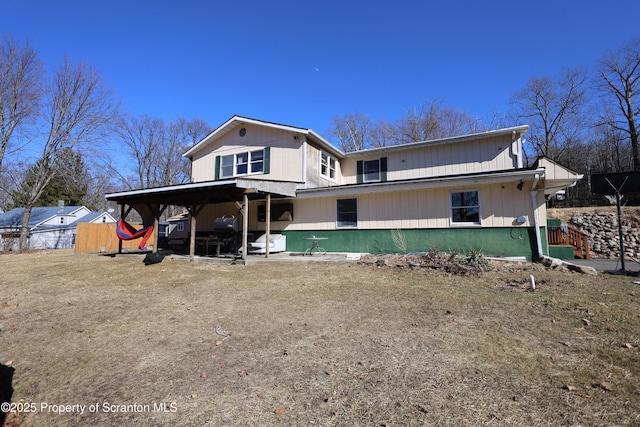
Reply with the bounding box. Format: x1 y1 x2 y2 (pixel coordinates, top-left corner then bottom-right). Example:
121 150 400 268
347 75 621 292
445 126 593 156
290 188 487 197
321 152 337 181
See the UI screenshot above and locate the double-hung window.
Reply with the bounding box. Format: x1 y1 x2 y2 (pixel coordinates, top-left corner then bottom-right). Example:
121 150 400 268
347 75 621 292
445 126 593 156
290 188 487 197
321 152 337 180
451 191 480 225
337 198 358 228
219 149 266 179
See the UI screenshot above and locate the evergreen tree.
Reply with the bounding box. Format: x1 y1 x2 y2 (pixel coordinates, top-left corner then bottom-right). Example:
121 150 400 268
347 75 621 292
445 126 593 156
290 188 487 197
12 148 89 207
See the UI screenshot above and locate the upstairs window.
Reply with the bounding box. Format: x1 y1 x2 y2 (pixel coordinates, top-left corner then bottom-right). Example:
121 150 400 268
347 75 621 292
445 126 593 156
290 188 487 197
357 157 387 183
217 148 270 179
321 152 337 180
363 159 380 182
451 191 480 225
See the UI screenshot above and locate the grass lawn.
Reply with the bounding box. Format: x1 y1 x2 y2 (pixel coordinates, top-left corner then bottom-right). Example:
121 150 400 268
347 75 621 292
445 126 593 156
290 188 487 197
0 250 639 426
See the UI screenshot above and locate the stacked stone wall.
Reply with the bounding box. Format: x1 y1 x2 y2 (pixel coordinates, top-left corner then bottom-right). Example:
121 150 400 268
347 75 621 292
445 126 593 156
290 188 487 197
567 211 640 260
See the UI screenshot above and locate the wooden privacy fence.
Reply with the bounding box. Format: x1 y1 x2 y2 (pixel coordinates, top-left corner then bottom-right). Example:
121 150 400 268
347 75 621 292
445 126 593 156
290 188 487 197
75 222 155 254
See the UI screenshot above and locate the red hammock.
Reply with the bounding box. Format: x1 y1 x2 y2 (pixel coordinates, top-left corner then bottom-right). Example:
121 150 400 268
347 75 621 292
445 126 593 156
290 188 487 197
116 218 154 249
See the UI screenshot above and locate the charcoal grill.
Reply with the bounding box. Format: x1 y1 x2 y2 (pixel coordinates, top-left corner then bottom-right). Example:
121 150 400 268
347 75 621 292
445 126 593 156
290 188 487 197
214 215 240 255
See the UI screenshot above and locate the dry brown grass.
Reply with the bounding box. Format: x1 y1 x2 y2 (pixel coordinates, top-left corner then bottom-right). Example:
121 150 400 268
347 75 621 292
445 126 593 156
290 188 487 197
1 250 639 426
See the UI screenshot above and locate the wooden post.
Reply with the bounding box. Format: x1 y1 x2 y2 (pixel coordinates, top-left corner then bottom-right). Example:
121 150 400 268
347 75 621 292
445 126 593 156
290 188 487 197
153 216 159 253
265 193 271 258
242 193 249 261
189 206 197 260
118 204 125 254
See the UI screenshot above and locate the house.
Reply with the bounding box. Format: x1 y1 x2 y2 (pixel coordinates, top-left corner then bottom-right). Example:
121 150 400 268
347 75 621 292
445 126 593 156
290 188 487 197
0 203 116 251
105 115 583 261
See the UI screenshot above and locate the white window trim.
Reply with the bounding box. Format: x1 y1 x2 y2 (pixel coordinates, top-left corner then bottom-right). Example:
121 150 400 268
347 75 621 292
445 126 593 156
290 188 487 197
363 159 381 183
450 190 481 227
321 151 338 182
336 197 358 229
220 149 265 179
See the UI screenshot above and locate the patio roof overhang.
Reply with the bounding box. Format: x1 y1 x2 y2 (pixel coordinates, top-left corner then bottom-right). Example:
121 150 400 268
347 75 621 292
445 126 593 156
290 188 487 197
105 178 298 206
104 178 299 260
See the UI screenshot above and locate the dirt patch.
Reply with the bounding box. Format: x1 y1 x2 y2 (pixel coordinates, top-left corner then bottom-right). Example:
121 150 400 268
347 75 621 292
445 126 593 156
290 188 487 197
1 250 639 426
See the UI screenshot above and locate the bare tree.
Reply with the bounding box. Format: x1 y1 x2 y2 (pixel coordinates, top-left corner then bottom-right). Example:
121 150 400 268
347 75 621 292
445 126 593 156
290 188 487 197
508 67 588 163
18 56 118 250
595 38 640 171
395 98 475 143
115 114 165 189
396 100 442 143
164 117 211 186
0 35 43 169
330 112 370 152
369 118 397 148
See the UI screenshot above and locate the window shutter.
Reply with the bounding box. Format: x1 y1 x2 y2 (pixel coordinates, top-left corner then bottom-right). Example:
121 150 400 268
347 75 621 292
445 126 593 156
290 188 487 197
380 157 387 182
263 147 270 175
356 160 363 184
214 156 221 180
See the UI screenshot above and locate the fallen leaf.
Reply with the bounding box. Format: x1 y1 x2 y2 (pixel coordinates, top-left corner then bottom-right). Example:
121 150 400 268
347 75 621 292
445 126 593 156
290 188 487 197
215 340 223 346
151 376 157 383
191 394 198 399
623 343 634 349
563 384 578 392
274 407 286 415
200 372 208 378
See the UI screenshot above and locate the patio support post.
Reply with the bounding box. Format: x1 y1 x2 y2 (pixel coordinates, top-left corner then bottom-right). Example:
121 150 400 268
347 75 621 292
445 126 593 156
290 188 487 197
265 193 271 258
188 206 198 260
118 204 125 254
242 193 249 261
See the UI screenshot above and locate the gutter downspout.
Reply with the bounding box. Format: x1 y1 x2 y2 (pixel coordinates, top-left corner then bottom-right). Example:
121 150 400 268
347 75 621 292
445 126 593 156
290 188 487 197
530 173 543 261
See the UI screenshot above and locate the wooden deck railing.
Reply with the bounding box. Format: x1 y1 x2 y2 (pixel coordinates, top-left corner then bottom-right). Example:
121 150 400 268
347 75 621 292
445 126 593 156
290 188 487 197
547 225 590 259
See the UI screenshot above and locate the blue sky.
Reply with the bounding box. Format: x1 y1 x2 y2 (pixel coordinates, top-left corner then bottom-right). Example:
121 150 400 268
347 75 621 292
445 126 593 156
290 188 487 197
1 0 639 140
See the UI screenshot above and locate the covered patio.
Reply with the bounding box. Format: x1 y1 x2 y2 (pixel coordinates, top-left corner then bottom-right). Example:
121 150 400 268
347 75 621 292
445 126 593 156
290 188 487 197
105 178 298 260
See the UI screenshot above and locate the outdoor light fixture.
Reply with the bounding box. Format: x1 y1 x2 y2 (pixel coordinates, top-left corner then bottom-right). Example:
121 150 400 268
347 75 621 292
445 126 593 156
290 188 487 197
516 180 524 191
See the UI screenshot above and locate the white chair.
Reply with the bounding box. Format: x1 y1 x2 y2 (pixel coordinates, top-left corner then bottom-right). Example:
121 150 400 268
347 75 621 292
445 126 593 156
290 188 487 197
247 233 286 254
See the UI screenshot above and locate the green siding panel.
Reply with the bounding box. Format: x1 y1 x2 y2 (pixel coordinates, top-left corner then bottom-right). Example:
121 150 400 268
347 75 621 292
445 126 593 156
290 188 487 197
282 227 543 261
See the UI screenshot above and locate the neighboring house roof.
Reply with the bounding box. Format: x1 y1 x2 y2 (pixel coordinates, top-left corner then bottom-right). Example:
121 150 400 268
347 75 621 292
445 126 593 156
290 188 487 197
0 206 86 229
183 115 343 159
69 211 116 226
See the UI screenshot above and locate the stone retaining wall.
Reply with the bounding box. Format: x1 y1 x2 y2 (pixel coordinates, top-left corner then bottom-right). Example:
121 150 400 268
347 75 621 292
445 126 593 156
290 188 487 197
567 211 640 260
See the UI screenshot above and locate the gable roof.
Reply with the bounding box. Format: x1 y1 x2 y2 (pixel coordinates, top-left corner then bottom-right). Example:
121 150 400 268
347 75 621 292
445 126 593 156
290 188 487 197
184 115 530 162
68 211 116 226
182 115 343 159
0 206 86 228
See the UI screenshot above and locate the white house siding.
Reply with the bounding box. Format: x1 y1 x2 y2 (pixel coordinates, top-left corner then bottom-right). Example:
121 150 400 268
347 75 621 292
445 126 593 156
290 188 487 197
190 124 304 183
303 142 342 189
282 182 532 231
341 134 520 184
